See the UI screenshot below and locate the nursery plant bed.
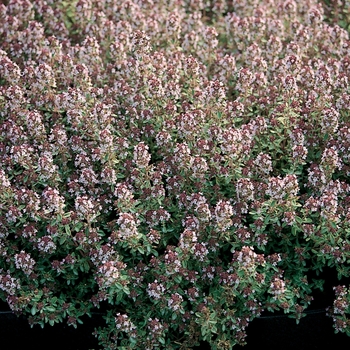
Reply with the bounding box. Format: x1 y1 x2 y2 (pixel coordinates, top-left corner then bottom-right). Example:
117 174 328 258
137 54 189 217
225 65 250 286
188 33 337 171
2 0 350 349
1 267 349 350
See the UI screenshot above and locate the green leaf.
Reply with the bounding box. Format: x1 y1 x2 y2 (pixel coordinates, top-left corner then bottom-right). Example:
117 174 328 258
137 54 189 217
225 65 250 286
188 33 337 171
65 225 71 235
122 286 130 295
45 306 56 313
59 235 67 245
137 246 145 254
31 305 37 315
174 275 182 283
114 282 123 290
201 327 208 337
74 222 83 232
151 249 159 257
83 260 90 272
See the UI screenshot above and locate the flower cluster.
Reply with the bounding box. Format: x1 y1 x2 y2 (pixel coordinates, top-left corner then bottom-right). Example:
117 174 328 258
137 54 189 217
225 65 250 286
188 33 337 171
14 251 35 276
328 285 350 335
0 271 21 295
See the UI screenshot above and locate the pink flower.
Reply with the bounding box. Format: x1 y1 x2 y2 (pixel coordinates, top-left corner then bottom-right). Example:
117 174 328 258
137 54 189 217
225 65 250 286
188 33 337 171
14 251 35 275
133 142 151 168
36 235 56 254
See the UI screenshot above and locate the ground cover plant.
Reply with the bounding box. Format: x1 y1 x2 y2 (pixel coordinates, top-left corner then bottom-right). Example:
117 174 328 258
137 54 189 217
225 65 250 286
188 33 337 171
1 0 350 349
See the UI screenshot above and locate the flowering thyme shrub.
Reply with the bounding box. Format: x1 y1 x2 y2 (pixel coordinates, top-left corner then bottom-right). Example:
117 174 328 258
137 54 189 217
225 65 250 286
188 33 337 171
1 0 350 349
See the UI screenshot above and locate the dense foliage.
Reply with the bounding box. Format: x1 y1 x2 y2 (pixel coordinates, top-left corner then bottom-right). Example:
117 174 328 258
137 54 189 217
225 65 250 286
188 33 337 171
1 0 350 349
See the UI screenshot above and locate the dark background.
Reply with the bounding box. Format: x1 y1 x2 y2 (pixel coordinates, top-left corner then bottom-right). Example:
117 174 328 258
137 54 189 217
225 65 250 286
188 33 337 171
1 309 350 350
2 267 350 349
